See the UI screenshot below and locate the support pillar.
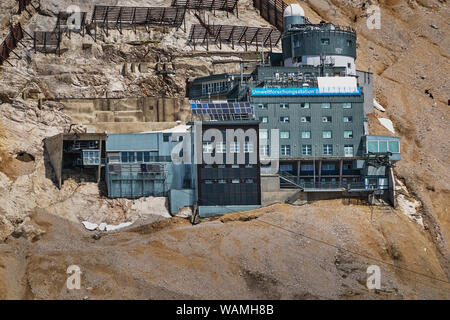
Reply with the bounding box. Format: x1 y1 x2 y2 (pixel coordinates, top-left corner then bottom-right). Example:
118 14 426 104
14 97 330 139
318 160 322 183
339 159 343 185
97 139 102 183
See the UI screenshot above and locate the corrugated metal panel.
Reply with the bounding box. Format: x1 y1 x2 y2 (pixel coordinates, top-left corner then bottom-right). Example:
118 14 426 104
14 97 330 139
106 133 159 151
253 98 365 158
317 77 357 93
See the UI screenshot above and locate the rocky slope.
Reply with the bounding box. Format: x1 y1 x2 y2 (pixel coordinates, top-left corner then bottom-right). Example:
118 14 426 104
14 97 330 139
0 0 449 299
1 201 449 299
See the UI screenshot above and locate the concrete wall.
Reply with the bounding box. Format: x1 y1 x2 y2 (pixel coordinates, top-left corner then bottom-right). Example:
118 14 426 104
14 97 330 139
262 189 299 206
44 134 63 188
261 174 280 191
45 97 190 130
305 191 346 202
87 122 179 134
356 70 374 115
388 167 396 208
169 189 195 215
198 205 261 218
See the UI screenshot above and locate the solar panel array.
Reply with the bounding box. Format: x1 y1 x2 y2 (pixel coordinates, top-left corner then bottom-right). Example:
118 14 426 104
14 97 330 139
188 24 281 51
190 101 254 120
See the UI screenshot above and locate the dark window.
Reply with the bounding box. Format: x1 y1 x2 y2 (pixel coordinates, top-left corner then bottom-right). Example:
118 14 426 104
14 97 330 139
302 144 312 155
163 134 170 142
301 116 311 123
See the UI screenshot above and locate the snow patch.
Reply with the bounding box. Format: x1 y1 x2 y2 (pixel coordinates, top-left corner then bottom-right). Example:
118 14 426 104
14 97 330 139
374 99 386 112
378 118 395 134
82 221 133 232
397 194 424 226
82 221 98 231
105 222 133 231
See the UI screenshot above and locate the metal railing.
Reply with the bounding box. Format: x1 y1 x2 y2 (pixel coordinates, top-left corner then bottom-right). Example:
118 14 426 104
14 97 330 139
279 171 373 191
0 23 25 66
107 163 168 180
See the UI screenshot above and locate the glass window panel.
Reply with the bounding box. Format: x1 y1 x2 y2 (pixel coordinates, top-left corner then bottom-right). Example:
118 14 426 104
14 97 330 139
244 142 254 153
301 103 310 109
379 141 388 152
344 145 354 157
344 131 353 139
323 131 332 139
343 103 352 109
281 131 290 139
368 141 378 152
302 144 312 155
389 141 399 153
230 142 240 153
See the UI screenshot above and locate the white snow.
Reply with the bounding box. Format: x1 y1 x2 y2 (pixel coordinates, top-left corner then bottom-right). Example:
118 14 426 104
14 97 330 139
105 222 133 231
397 194 424 227
378 118 395 134
82 221 98 231
82 221 133 232
374 99 386 112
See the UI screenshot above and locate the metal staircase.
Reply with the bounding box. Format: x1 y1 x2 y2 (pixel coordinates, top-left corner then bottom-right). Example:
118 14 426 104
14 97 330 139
279 171 304 190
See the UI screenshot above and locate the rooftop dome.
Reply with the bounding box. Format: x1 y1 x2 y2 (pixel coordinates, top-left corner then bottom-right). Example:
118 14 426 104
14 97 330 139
283 4 305 18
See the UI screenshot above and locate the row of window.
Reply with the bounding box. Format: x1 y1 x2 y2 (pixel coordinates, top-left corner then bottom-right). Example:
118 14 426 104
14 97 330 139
202 141 254 153
260 130 354 139
276 144 354 156
82 150 100 165
292 36 352 47
201 81 229 95
108 152 171 163
202 143 355 157
263 115 354 123
281 163 355 172
319 38 353 46
257 102 352 109
367 140 400 153
203 179 256 184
